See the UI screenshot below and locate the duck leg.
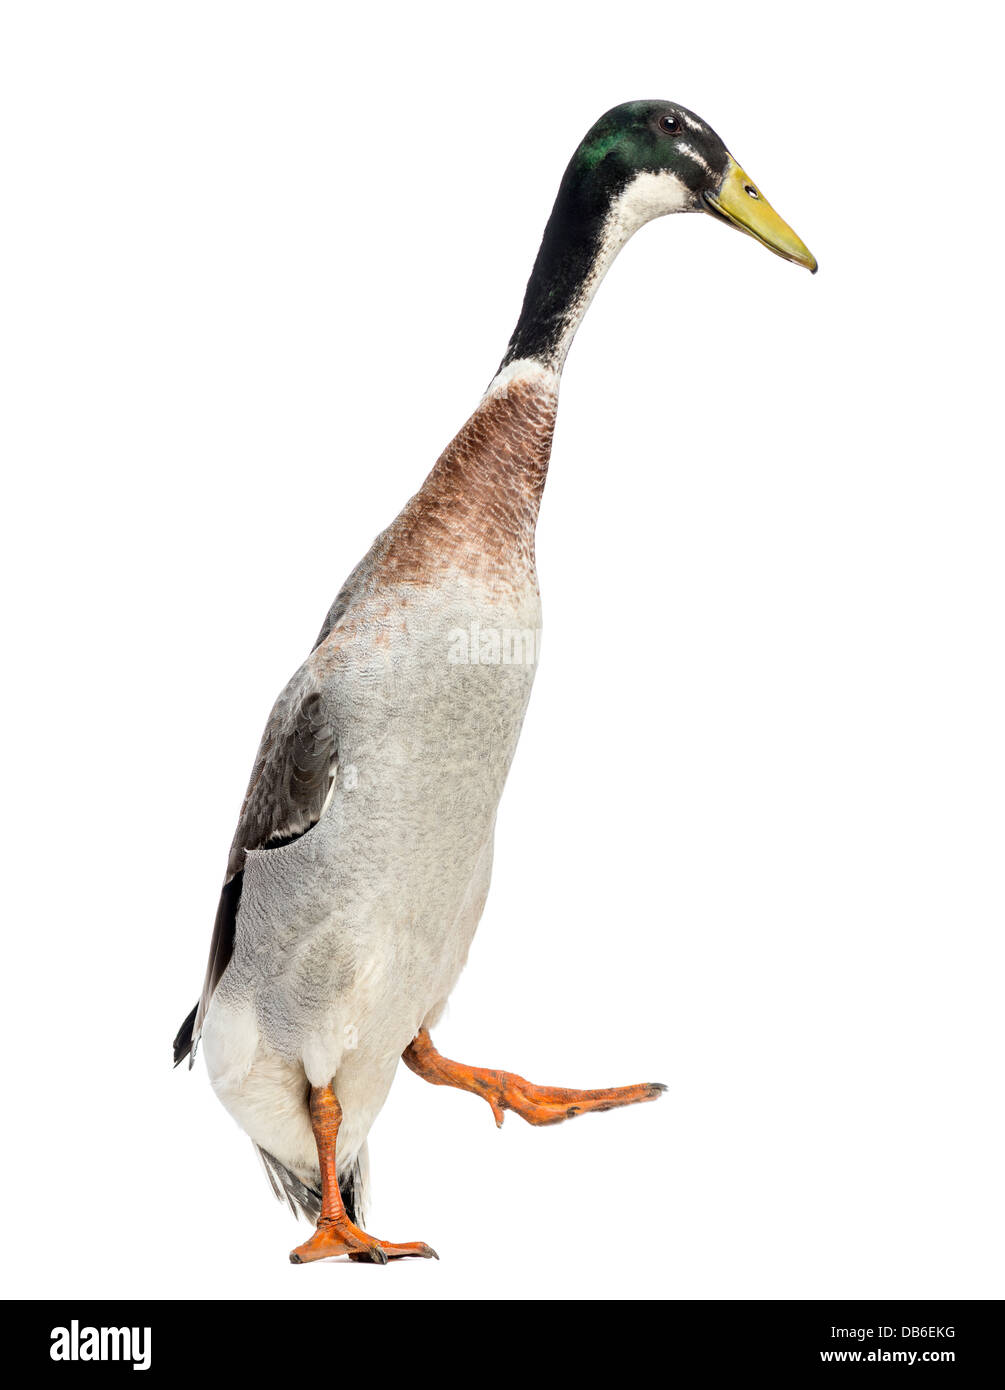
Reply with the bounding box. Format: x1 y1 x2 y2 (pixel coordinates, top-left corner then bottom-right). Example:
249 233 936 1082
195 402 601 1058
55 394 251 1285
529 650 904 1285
289 1084 437 1264
402 1028 665 1127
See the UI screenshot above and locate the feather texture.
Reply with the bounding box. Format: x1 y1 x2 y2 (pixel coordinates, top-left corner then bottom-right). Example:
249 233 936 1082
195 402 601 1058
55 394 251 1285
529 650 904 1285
175 666 339 1064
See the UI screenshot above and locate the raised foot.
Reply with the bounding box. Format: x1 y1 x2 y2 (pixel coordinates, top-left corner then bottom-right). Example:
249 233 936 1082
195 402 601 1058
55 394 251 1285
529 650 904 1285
290 1216 438 1266
402 1031 666 1130
479 1073 667 1127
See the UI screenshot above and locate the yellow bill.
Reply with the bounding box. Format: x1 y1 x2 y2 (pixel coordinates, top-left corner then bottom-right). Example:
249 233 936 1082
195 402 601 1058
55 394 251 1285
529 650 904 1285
704 156 817 273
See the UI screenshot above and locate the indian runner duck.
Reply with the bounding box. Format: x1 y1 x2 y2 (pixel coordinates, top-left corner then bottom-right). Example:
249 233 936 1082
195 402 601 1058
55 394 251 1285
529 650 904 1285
174 99 816 1264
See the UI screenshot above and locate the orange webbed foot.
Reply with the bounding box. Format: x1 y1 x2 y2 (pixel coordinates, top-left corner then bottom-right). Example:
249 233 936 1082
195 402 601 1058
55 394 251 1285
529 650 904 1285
402 1030 666 1128
479 1072 667 1127
290 1216 438 1265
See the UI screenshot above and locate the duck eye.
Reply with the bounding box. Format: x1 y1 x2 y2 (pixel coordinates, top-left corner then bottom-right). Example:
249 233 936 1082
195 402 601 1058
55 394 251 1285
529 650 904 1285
744 184 760 199
658 114 680 134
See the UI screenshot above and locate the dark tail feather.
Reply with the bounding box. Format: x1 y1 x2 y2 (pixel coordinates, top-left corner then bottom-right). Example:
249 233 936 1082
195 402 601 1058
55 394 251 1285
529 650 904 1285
257 1144 367 1227
257 1147 322 1222
173 1003 198 1068
339 1161 363 1228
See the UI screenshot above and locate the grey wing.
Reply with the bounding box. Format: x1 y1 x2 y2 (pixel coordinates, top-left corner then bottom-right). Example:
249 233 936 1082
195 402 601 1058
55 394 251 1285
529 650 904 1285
177 667 339 1064
223 679 338 879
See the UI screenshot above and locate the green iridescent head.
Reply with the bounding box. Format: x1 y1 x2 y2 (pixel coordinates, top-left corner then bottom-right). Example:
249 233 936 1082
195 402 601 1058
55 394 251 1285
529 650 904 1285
502 99 816 368
574 99 732 197
572 100 816 269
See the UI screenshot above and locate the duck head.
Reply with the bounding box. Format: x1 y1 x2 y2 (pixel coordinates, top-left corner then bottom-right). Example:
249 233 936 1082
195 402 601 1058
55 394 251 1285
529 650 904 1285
574 99 816 273
500 99 816 373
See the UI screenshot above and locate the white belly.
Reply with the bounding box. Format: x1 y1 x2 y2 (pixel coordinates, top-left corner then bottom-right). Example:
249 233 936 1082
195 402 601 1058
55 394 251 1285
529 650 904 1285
201 573 541 1173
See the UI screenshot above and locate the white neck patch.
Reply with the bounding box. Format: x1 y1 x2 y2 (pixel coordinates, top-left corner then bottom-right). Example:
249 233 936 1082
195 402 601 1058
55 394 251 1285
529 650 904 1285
551 170 691 366
484 356 560 400
609 169 693 238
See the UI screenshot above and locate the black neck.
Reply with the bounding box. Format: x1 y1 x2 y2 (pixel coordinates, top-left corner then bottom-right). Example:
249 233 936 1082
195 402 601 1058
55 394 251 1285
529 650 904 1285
500 158 626 372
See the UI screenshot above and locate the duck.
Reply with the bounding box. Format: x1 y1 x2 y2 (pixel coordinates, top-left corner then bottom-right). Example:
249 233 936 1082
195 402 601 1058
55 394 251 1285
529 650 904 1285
174 98 816 1264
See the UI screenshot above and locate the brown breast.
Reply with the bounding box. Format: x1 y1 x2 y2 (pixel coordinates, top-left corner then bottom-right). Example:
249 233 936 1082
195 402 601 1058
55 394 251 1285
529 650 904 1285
375 376 558 587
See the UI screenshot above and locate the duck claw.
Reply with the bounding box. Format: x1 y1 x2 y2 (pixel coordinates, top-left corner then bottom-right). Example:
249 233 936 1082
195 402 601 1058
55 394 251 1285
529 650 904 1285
290 1217 435 1266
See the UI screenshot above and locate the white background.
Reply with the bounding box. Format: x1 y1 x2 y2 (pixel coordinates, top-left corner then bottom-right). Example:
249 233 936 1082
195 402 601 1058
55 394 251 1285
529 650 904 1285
3 1 1002 1302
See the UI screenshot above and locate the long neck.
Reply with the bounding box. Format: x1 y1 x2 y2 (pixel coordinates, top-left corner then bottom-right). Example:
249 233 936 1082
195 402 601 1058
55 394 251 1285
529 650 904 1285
418 169 665 573
498 166 642 377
